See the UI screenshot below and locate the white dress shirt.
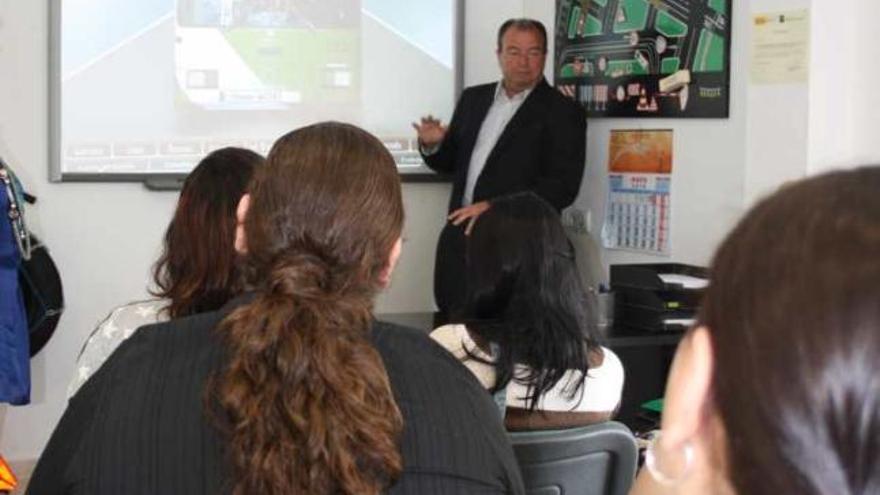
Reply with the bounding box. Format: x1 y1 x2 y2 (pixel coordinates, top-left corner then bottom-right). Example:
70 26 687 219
462 83 534 205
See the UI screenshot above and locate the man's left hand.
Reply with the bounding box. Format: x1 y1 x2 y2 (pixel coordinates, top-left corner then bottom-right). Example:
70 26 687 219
448 201 491 235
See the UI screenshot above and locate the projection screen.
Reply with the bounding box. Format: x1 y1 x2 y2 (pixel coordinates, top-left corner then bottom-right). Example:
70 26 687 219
50 0 463 185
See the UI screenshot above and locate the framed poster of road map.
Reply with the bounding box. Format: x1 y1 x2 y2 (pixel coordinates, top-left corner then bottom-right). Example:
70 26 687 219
554 0 731 118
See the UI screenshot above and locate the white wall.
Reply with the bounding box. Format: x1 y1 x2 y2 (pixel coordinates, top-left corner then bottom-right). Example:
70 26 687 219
743 0 812 205
808 0 880 174
806 0 854 173
849 1 880 169
743 0 880 204
748 0 880 197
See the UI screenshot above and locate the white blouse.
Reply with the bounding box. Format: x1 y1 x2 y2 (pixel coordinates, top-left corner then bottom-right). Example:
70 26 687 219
431 323 624 412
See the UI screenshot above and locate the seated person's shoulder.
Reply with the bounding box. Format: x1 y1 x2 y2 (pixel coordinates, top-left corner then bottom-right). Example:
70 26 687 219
371 320 501 422
593 346 625 391
373 321 480 383
70 307 233 421
430 324 496 389
79 299 168 362
374 321 525 494
96 308 229 383
103 299 165 324
123 309 225 351
135 308 226 340
427 323 468 350
69 299 169 397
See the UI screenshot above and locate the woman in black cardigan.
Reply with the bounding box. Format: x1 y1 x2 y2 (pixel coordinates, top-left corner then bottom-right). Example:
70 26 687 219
28 123 524 495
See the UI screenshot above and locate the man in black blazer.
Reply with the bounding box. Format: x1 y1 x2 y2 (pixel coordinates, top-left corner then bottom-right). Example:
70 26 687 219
414 18 587 313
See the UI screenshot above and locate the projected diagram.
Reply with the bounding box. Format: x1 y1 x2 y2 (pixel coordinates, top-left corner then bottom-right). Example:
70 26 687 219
554 0 730 118
56 0 458 178
175 0 359 109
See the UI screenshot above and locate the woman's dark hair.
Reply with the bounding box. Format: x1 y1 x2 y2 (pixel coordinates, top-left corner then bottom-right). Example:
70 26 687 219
151 147 263 318
210 122 405 495
700 167 880 495
458 191 599 410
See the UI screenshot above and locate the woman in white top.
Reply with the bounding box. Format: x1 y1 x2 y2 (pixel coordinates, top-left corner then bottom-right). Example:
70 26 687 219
431 192 623 430
68 147 264 397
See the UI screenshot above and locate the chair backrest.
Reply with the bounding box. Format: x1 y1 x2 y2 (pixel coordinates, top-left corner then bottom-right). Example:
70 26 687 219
508 421 638 495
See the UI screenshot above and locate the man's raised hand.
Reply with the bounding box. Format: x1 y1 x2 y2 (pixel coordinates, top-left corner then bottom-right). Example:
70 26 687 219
412 116 448 148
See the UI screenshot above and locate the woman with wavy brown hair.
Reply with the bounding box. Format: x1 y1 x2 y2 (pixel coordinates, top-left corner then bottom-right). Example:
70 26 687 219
68 147 262 397
211 122 408 494
30 122 525 495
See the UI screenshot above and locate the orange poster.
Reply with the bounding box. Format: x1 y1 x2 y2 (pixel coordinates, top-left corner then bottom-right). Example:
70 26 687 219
608 130 673 174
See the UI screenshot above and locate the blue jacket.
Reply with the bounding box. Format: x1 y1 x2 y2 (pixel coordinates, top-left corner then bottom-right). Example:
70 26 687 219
0 184 29 404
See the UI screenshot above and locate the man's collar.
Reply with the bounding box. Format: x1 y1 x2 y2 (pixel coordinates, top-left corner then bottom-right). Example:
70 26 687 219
495 78 543 102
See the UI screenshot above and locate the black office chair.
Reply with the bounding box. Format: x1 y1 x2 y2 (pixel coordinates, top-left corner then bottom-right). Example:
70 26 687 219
508 421 638 495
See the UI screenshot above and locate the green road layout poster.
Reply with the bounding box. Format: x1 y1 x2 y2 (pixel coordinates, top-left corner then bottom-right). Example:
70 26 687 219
554 0 731 118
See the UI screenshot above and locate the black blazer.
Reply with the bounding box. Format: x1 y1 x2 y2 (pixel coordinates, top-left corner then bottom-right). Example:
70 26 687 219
423 78 587 212
27 298 525 494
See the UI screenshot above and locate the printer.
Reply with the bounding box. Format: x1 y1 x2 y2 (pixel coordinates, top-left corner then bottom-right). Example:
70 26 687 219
609 263 708 332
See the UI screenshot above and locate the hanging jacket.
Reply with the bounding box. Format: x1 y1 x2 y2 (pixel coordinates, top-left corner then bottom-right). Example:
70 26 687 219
0 170 30 404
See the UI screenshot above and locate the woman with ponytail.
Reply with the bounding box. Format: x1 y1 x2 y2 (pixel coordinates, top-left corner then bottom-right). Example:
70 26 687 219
29 122 525 495
432 192 623 430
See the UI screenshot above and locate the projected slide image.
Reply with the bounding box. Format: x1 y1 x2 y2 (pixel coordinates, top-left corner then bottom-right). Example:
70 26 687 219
175 0 359 109
57 0 458 177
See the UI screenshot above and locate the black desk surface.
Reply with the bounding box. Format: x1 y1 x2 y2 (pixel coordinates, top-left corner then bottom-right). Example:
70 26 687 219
376 311 683 433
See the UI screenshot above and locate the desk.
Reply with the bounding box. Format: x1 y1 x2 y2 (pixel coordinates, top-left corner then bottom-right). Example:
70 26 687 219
376 312 683 433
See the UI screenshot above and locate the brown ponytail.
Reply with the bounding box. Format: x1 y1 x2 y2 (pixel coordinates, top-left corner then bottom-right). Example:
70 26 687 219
208 123 405 495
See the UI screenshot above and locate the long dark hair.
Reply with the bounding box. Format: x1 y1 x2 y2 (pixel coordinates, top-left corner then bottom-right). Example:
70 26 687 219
701 167 880 495
151 147 263 318
458 192 599 410
211 123 404 495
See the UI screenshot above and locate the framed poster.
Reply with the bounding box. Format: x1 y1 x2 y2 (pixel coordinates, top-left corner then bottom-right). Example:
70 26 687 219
554 0 731 118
